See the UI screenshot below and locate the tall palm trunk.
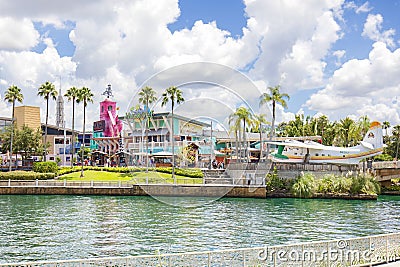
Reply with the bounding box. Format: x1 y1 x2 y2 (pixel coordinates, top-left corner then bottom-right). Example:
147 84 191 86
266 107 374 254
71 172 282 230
238 127 242 162
259 131 262 161
396 132 400 160
145 102 149 173
71 100 75 167
271 101 276 138
243 119 247 162
80 103 86 177
44 98 49 161
9 101 15 171
171 106 175 183
266 101 276 165
235 131 239 163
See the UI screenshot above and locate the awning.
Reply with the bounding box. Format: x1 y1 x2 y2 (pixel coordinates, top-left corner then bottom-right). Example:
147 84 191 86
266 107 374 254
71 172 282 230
152 151 173 157
129 129 169 137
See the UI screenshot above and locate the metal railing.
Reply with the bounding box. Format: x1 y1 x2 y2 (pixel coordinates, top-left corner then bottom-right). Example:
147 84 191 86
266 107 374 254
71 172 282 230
1 232 399 266
373 161 400 169
127 140 212 150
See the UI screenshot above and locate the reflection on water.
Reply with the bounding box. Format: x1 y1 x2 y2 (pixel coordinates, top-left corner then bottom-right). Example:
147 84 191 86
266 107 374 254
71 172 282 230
0 195 399 263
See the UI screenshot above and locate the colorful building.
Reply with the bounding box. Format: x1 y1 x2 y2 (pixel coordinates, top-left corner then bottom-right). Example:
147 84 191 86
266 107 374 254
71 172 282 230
92 85 123 161
123 112 214 167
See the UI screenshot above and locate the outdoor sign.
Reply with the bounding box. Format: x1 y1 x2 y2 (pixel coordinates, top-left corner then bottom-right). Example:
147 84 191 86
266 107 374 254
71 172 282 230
93 120 105 132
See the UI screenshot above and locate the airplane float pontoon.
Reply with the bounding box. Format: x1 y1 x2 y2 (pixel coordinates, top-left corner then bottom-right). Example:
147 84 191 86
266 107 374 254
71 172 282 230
267 121 384 165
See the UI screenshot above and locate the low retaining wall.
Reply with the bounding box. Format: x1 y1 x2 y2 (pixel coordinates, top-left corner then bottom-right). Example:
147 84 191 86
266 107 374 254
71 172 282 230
0 185 267 198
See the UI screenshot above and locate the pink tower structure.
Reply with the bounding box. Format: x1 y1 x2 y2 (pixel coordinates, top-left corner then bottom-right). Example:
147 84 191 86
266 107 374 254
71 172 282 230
99 85 123 137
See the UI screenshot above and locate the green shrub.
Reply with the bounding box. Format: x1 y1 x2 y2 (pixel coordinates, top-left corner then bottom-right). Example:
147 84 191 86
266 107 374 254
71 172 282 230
33 162 58 174
155 167 203 178
291 173 316 198
341 174 380 195
0 171 55 180
374 153 393 162
317 174 334 193
384 185 400 191
333 176 352 194
265 167 293 191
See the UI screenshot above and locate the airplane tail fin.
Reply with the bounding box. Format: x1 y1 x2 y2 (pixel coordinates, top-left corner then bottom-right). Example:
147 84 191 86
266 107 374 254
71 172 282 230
361 121 384 150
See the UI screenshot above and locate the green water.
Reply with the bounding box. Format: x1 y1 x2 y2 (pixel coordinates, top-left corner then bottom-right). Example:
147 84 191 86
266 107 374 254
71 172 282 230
0 195 399 263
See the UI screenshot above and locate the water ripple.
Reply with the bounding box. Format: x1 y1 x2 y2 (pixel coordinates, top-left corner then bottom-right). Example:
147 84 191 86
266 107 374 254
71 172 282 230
0 195 399 263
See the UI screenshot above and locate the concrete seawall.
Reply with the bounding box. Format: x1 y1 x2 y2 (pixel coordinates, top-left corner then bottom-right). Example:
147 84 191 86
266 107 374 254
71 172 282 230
0 185 267 198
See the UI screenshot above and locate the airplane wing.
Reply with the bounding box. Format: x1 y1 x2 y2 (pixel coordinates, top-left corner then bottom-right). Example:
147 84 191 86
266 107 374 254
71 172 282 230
266 140 325 150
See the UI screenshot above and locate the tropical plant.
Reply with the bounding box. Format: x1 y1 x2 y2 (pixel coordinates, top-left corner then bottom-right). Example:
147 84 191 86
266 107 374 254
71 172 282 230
358 115 370 139
161 86 184 182
4 85 23 171
317 174 336 194
228 111 242 163
259 85 290 138
334 117 359 147
394 125 400 160
382 121 391 137
229 107 253 161
38 81 57 161
374 153 393 162
252 113 268 160
76 87 94 177
64 86 79 167
291 173 316 198
138 86 157 172
265 167 293 191
332 176 352 193
350 174 380 195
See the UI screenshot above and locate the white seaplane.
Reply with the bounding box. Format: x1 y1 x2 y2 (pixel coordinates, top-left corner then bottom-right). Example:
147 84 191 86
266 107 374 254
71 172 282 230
267 121 384 165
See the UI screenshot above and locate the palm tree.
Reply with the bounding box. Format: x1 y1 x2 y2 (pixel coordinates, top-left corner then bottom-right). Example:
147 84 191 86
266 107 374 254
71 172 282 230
229 112 242 163
393 125 400 160
358 115 370 138
229 107 253 162
138 86 157 172
161 86 184 183
76 87 94 177
4 85 23 171
335 117 359 147
237 107 253 161
37 81 57 161
383 121 391 137
64 87 79 167
259 85 290 138
252 113 268 160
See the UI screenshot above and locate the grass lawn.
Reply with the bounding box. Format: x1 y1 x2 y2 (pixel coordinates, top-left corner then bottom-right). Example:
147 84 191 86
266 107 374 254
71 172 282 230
59 170 202 184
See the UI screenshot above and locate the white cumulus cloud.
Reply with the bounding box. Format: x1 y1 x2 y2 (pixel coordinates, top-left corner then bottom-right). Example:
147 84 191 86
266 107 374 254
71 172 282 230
362 14 396 48
0 17 40 51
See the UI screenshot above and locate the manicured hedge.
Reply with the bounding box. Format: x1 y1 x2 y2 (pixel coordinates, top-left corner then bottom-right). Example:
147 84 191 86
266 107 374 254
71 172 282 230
33 162 58 174
57 166 204 178
0 171 55 180
155 167 204 178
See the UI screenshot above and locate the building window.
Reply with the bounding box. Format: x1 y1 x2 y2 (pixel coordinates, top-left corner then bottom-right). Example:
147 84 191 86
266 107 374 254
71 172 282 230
108 105 112 111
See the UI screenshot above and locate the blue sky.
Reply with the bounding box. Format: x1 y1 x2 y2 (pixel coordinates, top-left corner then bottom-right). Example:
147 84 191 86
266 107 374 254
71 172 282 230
0 0 400 129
